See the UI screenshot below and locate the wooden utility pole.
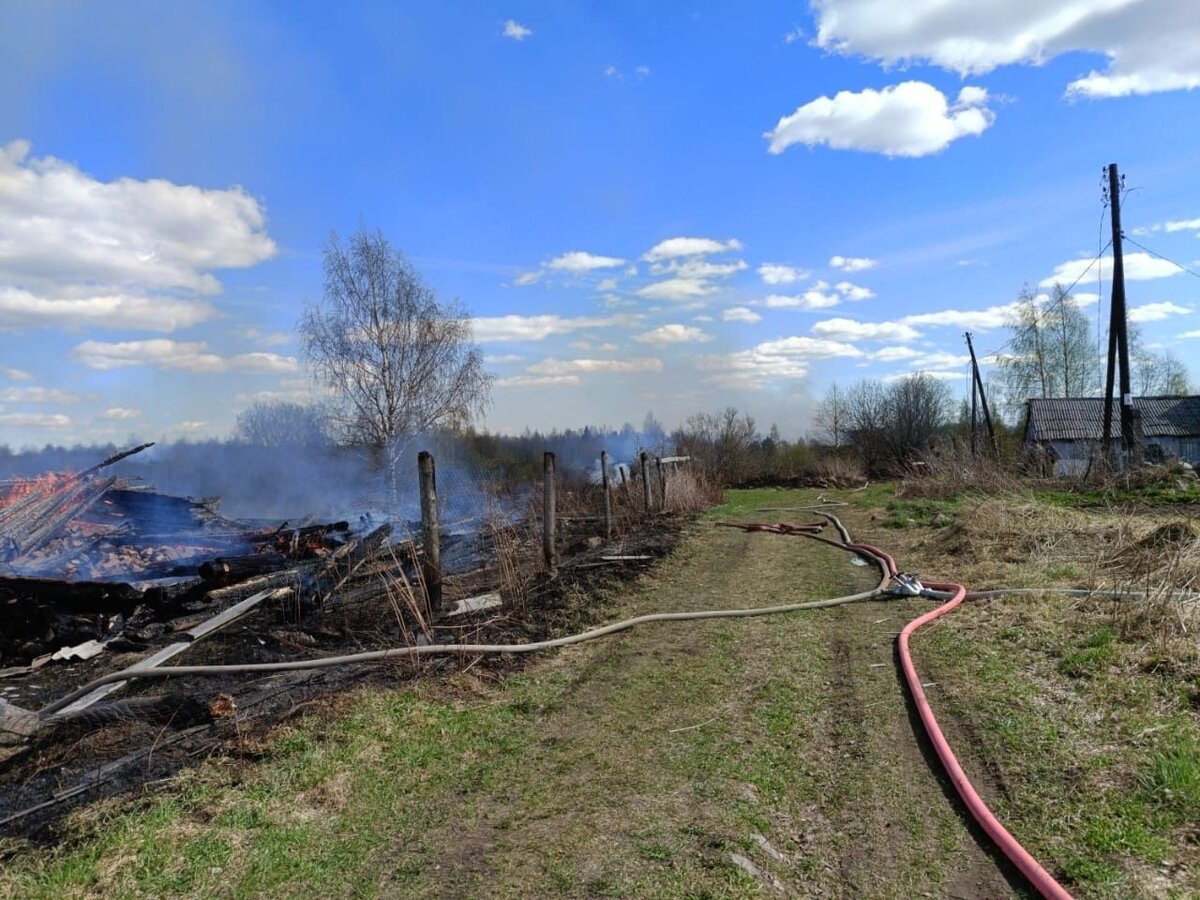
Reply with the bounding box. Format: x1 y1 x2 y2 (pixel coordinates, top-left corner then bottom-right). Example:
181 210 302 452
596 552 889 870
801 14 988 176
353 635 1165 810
965 332 996 450
417 451 441 609
543 451 557 576
970 370 979 458
1102 162 1137 466
599 450 613 540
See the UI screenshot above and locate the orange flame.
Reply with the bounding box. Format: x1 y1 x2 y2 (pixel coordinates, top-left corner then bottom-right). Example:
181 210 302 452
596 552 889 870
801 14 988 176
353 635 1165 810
0 472 78 510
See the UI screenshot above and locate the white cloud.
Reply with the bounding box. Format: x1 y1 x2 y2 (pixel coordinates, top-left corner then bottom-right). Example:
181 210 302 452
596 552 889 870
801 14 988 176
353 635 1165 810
603 65 623 80
902 301 1018 330
483 353 524 364
0 366 34 381
811 317 921 342
545 251 626 273
513 270 543 286
1164 218 1200 233
242 327 292 348
783 25 805 44
1182 330 1200 339
72 339 298 373
761 286 841 309
635 278 718 301
513 250 625 286
700 335 863 387
1128 301 1191 323
642 236 743 261
650 258 747 279
596 277 619 292
758 263 809 285
102 407 141 420
472 313 636 343
829 255 876 272
526 357 662 375
0 140 275 332
635 65 651 78
723 306 762 323
904 351 970 369
0 386 79 403
835 281 875 301
502 19 532 41
633 324 713 345
765 82 993 157
811 0 1200 98
495 374 580 388
870 346 922 362
1040 251 1185 287
883 369 962 382
640 253 747 303
0 412 70 428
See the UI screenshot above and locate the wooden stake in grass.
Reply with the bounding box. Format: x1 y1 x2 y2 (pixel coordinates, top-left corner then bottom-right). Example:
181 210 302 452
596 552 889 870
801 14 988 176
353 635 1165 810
543 451 558 576
418 450 442 610
600 450 613 540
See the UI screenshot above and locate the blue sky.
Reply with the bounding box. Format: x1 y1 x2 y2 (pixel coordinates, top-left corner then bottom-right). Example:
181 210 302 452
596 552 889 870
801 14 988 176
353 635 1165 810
2 1 1200 447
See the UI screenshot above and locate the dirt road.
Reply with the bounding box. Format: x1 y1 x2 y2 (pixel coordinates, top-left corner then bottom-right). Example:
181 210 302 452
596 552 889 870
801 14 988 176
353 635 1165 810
377 505 1022 897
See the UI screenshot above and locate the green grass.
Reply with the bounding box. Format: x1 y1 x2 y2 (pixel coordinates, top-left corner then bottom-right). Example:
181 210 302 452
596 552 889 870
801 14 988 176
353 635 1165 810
881 497 961 529
1058 627 1117 677
916 607 1200 898
1035 481 1200 509
1139 734 1200 822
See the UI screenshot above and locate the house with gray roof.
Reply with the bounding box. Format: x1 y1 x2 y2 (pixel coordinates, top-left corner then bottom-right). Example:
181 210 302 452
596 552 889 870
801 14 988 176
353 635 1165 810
1024 396 1200 475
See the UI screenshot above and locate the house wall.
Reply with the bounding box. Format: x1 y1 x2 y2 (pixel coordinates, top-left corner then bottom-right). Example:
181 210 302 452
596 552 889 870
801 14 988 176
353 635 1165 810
1147 437 1200 465
1036 436 1200 475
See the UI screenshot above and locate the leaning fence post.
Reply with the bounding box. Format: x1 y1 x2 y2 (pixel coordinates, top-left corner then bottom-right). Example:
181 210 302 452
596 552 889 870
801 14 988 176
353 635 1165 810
543 451 558 576
656 457 667 511
600 450 613 540
417 451 442 610
640 451 652 512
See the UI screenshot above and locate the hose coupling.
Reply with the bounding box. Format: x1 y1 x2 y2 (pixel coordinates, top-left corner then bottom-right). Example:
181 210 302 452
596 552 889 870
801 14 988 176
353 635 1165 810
887 572 925 597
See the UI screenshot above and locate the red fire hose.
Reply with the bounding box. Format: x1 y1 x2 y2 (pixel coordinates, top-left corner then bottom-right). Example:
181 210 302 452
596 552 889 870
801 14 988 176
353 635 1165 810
899 581 1074 900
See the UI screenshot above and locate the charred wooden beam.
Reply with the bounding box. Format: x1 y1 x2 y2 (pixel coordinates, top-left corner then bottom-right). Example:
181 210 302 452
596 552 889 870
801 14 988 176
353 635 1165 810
0 575 142 614
198 552 288 584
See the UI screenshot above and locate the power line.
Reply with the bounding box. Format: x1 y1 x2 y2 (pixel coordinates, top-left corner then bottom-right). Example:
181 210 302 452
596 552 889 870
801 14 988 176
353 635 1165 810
1121 233 1200 280
984 242 1112 361
1058 240 1111 297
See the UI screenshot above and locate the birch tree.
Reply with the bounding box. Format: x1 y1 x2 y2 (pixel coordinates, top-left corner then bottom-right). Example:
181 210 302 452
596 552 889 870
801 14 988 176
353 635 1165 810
300 228 491 452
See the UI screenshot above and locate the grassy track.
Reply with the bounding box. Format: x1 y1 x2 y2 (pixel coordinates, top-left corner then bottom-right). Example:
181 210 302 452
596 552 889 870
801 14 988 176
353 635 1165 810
0 489 1018 898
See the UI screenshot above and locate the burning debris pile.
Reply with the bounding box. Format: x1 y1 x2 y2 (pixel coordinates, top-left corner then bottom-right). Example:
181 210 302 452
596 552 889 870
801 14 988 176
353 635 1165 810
0 443 385 671
0 444 697 835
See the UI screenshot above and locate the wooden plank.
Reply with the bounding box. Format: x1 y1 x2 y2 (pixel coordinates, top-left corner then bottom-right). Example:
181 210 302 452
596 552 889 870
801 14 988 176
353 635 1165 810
441 592 503 618
46 588 279 721
185 588 285 641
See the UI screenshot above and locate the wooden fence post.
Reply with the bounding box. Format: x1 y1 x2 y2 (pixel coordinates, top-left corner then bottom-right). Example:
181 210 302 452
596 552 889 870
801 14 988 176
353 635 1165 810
543 451 558 575
640 451 652 512
656 457 667 511
600 450 613 539
417 451 441 610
